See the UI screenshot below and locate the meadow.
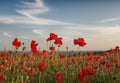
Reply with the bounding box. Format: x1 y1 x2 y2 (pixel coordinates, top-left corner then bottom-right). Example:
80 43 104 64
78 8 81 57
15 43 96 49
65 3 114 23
0 33 120 83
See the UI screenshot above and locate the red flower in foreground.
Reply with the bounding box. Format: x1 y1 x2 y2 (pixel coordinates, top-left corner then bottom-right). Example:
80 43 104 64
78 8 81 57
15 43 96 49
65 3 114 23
78 66 95 82
116 63 120 68
0 75 7 81
0 51 7 58
42 50 47 55
77 68 87 82
71 57 77 63
56 72 64 83
111 49 115 54
49 46 55 51
86 66 95 76
54 37 63 45
12 38 21 47
23 66 36 74
31 40 39 54
38 61 45 71
47 33 58 41
103 52 109 57
115 46 119 51
74 38 86 47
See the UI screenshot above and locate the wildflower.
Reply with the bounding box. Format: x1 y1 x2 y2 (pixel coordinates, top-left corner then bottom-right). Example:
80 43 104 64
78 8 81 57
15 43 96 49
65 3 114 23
71 57 77 63
49 46 55 51
78 66 95 83
77 68 87 82
100 59 106 66
31 40 39 54
56 71 64 83
0 75 7 81
38 61 45 71
105 62 111 71
12 38 21 47
95 55 100 61
42 50 47 55
88 54 94 61
116 63 120 68
113 58 118 63
86 52 91 56
86 66 95 76
23 66 36 74
0 51 7 58
60 54 65 60
103 52 110 57
111 49 115 54
0 64 6 72
115 46 119 51
74 38 86 47
47 33 58 41
54 37 63 45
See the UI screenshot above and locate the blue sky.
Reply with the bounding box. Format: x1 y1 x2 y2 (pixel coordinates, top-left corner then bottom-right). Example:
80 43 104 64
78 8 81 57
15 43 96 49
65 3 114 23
0 0 120 51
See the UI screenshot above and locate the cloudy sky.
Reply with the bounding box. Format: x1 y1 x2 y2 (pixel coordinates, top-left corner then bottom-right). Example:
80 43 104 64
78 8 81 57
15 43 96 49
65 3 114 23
0 0 120 51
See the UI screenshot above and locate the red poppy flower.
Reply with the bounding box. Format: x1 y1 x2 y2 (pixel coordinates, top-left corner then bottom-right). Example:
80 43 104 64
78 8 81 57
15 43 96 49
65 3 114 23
103 52 109 57
88 54 94 61
54 37 63 45
47 33 58 41
42 50 47 55
113 58 118 63
74 38 86 47
0 64 6 72
71 57 77 63
38 61 45 71
115 46 119 51
49 46 55 51
105 62 111 71
31 40 39 54
116 63 120 68
86 52 91 56
77 68 87 82
111 49 115 54
86 66 95 76
0 51 7 58
100 59 106 66
60 54 65 60
23 66 36 74
29 68 36 73
95 55 100 61
0 75 7 81
56 71 64 83
12 38 21 47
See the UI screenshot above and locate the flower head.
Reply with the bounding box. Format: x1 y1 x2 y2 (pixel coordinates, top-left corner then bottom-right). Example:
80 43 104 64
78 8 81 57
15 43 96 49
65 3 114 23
54 37 63 45
74 38 86 47
12 38 21 47
31 40 39 54
47 33 58 41
56 71 64 83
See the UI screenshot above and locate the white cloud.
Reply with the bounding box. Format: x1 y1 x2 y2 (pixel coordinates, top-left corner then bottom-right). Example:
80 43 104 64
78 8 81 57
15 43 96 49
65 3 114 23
97 17 120 23
3 32 13 38
33 29 44 36
64 25 120 35
19 35 31 40
0 16 32 24
0 0 85 26
17 0 49 15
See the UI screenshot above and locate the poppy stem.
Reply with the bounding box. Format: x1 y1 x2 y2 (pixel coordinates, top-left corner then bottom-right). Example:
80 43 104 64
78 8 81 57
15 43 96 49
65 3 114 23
77 46 80 55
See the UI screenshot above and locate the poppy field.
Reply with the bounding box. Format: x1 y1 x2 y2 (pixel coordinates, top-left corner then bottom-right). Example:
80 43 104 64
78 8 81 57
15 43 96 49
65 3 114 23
0 33 120 83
